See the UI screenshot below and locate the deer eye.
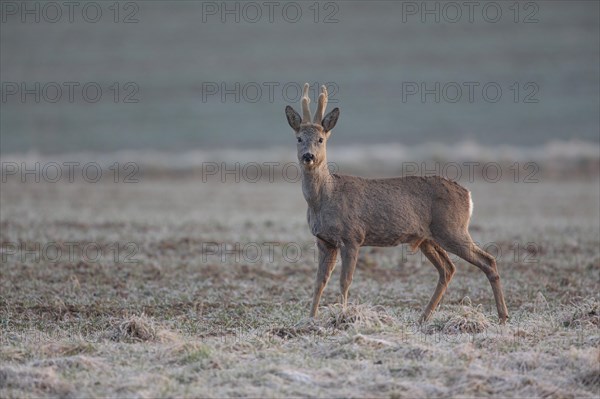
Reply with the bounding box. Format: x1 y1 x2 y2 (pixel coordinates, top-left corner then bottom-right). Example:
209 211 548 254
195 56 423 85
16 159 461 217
297 137 302 143
318 138 324 143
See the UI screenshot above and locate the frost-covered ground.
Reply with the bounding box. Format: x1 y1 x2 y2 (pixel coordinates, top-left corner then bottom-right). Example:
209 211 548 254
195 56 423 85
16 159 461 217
1 176 598 397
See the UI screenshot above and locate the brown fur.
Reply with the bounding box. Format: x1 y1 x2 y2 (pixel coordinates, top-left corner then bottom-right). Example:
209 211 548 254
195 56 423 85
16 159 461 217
285 84 509 323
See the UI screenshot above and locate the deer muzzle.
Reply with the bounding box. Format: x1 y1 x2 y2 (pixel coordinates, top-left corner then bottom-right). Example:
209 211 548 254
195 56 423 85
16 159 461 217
301 153 315 165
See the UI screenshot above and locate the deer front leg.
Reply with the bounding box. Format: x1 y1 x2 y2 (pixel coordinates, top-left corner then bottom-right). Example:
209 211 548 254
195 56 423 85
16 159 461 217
310 239 338 317
340 244 359 308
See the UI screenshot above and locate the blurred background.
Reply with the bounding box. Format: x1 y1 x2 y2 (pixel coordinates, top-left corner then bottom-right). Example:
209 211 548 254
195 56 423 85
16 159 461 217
1 0 598 172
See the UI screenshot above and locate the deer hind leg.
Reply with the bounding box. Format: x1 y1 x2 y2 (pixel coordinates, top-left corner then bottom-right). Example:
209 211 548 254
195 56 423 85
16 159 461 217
419 240 456 323
339 244 359 308
437 234 509 323
310 239 338 317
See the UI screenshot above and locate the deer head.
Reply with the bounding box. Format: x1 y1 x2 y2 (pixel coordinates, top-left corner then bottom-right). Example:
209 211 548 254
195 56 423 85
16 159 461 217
285 83 339 168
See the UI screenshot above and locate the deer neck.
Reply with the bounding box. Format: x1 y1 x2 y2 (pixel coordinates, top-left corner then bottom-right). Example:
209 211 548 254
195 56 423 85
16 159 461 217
301 160 333 210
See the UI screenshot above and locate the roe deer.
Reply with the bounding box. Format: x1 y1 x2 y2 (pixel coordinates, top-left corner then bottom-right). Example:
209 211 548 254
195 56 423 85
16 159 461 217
284 83 509 323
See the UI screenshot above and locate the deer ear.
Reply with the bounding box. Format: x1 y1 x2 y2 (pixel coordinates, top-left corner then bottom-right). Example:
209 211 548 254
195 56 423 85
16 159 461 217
321 108 339 132
285 106 302 132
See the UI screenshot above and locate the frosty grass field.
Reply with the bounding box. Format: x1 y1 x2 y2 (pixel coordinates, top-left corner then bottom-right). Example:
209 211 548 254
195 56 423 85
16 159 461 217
0 163 598 397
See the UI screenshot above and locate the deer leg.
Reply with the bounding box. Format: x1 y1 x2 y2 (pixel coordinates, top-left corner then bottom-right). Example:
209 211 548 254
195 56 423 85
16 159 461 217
439 236 509 323
340 244 359 308
310 239 338 317
419 240 456 323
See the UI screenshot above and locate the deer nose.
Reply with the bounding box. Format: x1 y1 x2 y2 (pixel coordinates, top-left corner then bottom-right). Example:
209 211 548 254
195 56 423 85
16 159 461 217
302 153 315 163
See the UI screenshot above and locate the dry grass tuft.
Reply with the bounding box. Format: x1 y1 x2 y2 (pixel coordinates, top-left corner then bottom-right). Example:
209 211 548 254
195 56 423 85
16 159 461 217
352 333 394 349
39 341 96 357
576 369 600 390
111 314 157 343
162 341 212 365
442 309 490 334
562 297 599 328
320 303 395 331
427 299 491 334
268 304 395 338
0 366 74 397
0 347 30 363
269 318 328 339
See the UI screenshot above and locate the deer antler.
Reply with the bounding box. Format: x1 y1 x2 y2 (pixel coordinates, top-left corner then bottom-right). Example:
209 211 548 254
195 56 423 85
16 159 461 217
313 85 328 125
301 83 312 123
